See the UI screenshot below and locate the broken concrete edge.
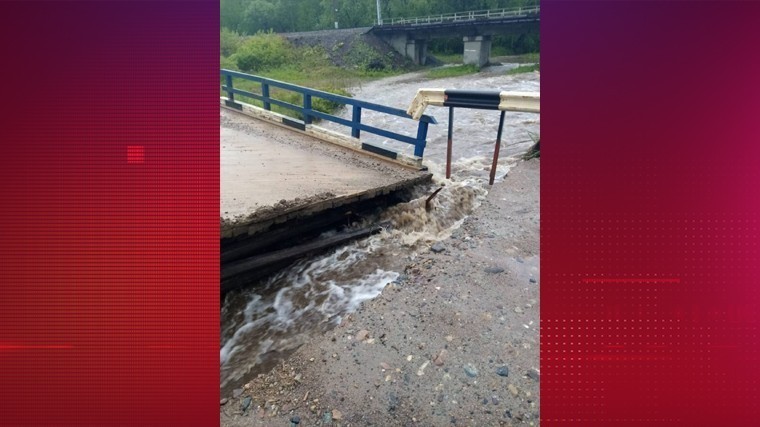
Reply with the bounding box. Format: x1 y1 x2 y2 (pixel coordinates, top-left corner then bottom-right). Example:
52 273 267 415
220 97 425 171
220 173 433 239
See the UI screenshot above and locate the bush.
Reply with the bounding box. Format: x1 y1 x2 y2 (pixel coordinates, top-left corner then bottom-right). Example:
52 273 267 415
220 28 242 57
234 31 293 72
220 55 237 71
275 87 351 120
291 46 331 72
312 88 351 115
345 41 392 72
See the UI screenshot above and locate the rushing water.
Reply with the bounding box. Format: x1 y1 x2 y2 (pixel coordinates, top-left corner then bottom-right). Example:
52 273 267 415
220 63 539 393
324 63 540 168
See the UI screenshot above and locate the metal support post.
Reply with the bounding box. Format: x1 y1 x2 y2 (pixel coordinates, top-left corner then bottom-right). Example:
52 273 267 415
489 111 506 185
446 107 454 179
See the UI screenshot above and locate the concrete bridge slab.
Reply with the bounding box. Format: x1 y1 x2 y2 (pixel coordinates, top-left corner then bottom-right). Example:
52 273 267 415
221 108 431 238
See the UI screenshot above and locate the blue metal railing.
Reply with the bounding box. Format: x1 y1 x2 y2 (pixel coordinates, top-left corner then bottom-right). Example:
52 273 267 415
221 69 437 158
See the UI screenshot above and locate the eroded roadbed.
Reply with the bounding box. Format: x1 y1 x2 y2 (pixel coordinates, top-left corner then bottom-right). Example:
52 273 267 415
221 159 540 426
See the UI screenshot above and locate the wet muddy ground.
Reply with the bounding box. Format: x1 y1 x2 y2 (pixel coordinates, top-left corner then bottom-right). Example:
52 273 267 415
221 159 539 426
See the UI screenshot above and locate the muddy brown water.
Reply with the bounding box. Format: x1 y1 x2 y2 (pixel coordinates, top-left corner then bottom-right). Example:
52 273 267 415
220 64 539 393
323 63 540 174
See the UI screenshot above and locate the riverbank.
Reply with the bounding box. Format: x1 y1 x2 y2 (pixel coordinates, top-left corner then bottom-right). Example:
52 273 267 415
221 30 539 121
221 158 540 426
220 30 412 118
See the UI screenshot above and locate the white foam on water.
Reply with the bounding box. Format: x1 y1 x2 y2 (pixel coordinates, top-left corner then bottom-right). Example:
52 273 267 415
220 234 404 389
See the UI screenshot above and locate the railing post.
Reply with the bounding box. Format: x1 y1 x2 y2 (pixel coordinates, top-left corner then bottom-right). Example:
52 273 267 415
351 106 361 139
303 94 312 125
414 120 429 158
223 73 241 110
225 74 234 103
262 83 270 111
489 111 506 185
446 107 453 179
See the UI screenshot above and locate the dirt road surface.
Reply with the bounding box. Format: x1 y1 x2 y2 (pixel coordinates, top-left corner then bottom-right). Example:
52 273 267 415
221 159 540 426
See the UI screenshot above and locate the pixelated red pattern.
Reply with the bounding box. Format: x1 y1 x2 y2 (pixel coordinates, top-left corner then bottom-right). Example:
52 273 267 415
541 1 760 425
127 145 145 164
0 1 219 426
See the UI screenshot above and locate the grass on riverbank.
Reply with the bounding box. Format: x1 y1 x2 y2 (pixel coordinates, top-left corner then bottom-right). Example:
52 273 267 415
426 64 480 79
430 51 539 65
507 63 540 75
430 53 463 64
221 59 356 120
503 52 540 64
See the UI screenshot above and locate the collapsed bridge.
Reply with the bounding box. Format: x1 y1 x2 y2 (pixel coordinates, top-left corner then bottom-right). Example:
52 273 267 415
220 69 539 293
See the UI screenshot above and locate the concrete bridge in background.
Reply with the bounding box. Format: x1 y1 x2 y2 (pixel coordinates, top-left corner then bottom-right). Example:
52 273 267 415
370 6 540 67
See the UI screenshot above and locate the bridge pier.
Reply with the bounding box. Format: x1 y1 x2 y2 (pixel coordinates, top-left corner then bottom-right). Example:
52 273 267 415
386 34 428 65
412 39 428 66
463 35 491 68
371 8 539 68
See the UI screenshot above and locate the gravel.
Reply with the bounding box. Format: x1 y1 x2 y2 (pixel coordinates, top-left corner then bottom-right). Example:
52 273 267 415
464 364 479 378
431 242 446 253
496 366 509 377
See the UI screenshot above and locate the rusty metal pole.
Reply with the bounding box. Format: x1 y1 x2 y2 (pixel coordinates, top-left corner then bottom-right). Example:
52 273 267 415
489 110 506 185
446 106 454 179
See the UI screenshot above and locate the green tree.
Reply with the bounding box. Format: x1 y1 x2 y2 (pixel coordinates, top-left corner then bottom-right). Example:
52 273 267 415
325 0 375 28
222 0 540 34
221 0 246 31
241 0 280 33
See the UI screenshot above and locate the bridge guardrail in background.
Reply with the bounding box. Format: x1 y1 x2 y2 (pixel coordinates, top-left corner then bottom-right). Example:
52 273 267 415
378 6 540 27
221 69 437 159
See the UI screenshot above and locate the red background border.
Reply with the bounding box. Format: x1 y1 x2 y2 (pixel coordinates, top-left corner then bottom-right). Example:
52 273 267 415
2 0 760 425
542 1 760 425
0 1 219 425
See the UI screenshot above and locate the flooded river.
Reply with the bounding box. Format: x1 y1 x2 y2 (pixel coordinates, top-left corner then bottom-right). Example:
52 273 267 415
220 63 539 393
325 63 540 174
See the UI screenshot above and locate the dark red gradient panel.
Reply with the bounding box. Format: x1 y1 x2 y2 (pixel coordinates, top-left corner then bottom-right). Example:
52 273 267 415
542 1 760 425
0 1 218 426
